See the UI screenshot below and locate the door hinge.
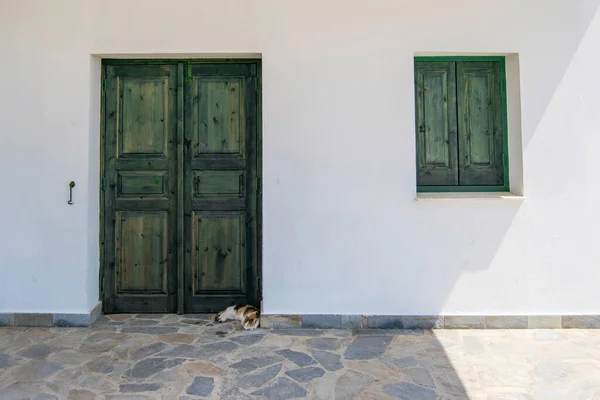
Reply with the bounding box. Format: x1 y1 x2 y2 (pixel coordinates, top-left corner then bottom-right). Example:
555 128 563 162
101 277 105 293
102 176 106 192
102 79 107 92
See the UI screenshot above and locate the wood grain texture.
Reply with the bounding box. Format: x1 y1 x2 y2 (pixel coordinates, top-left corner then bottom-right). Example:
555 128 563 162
197 79 244 155
195 171 245 197
192 213 245 292
457 61 504 186
119 77 169 157
117 171 167 197
184 62 259 313
102 60 261 314
103 64 178 313
415 62 458 186
415 58 507 191
177 63 185 315
115 211 168 292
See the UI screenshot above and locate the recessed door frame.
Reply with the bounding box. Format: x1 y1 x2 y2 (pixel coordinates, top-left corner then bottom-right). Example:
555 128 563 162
99 58 262 315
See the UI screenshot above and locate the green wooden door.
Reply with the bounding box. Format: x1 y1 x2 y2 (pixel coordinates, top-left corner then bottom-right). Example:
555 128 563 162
103 64 179 313
184 63 259 313
102 61 260 314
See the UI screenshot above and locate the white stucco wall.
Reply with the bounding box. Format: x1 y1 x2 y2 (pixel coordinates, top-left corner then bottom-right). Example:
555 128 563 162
1 0 600 315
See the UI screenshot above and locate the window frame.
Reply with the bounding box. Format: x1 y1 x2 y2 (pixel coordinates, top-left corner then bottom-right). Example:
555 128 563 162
414 56 510 193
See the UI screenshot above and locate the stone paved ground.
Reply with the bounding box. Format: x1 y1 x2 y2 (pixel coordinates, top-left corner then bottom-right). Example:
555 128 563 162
1 315 600 399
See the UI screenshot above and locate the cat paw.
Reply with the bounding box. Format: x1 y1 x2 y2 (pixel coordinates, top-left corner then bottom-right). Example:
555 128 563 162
242 319 259 330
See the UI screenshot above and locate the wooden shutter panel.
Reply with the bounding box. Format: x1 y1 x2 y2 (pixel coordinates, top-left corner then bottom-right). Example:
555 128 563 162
415 62 458 186
456 61 504 186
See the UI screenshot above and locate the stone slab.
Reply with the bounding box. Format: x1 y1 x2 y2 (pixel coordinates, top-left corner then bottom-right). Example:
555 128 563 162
341 315 365 329
444 316 486 329
305 338 340 351
186 376 214 397
310 350 343 371
562 315 600 329
302 315 342 329
366 315 404 329
275 349 317 367
239 363 282 388
285 366 325 382
344 335 392 360
250 377 308 399
261 315 302 329
486 316 527 329
6 302 102 328
403 316 444 329
53 314 93 328
0 313 15 326
527 316 562 329
383 382 436 399
14 313 53 327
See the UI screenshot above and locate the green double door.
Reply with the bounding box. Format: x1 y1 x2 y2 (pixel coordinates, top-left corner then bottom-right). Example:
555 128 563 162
102 61 260 314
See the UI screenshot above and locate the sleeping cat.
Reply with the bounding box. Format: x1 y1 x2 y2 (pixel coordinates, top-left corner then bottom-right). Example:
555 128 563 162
215 304 260 330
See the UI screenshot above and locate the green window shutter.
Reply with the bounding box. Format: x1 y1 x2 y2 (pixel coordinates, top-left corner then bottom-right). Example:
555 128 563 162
456 61 504 186
415 61 458 186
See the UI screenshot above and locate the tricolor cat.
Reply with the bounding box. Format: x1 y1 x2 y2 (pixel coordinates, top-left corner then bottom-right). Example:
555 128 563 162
215 304 260 330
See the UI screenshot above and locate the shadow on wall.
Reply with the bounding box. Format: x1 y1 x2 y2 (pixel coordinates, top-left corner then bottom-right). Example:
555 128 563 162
263 0 600 316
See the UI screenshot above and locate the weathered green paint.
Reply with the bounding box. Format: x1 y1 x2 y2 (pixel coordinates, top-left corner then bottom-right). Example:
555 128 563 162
117 171 167 196
414 57 509 192
116 211 168 292
195 171 245 196
193 213 245 291
101 59 261 314
499 59 510 187
197 79 244 155
177 63 185 315
184 62 259 313
119 77 169 157
457 61 504 186
255 67 263 307
415 62 458 186
103 64 178 313
417 185 507 193
415 56 506 63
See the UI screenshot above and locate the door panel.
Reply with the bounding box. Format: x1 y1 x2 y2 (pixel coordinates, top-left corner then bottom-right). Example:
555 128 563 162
116 211 168 293
119 77 170 157
414 62 458 186
184 63 258 313
197 79 245 155
192 213 245 292
457 62 504 186
103 64 178 313
195 171 245 197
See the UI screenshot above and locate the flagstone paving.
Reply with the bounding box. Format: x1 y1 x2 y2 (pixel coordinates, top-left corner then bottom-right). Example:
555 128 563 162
1 314 600 399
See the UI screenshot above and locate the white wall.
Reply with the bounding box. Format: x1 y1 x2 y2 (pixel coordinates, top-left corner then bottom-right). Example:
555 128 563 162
1 0 600 315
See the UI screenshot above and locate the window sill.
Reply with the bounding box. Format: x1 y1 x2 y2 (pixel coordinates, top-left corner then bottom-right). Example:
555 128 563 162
415 192 525 201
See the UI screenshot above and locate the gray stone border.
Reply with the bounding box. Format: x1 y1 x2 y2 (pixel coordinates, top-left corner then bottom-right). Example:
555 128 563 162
261 315 600 329
0 301 102 328
1 308 598 329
